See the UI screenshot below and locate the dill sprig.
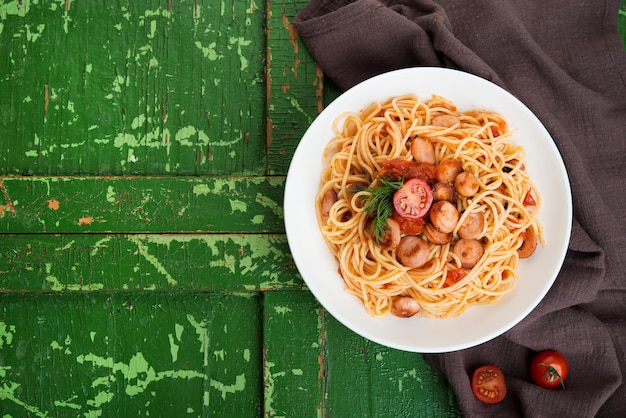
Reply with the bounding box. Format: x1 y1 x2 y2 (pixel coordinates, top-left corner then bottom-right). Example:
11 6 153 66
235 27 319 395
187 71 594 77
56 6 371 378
364 177 404 244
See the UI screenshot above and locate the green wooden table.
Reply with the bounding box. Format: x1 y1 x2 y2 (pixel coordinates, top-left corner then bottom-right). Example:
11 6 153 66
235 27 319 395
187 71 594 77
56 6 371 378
1 1 624 416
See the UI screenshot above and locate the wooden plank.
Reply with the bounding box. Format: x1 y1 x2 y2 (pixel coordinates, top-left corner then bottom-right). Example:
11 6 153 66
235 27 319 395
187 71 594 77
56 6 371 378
266 0 324 175
0 233 303 292
0 176 285 233
0 292 263 417
0 0 266 176
262 291 324 417
325 316 461 417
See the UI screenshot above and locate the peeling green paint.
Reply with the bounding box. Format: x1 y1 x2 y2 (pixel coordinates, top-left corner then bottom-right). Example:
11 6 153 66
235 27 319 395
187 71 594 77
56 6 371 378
229 199 247 213
53 395 82 410
195 40 220 60
25 23 45 42
126 235 178 286
263 361 285 418
210 373 246 400
274 306 292 315
0 322 16 348
229 36 252 71
0 0 32 21
186 314 209 367
0 381 48 418
45 275 104 292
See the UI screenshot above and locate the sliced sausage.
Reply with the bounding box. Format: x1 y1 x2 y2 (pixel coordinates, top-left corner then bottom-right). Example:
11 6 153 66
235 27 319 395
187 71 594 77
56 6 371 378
458 212 485 240
423 222 452 245
429 200 459 234
410 137 436 165
391 296 420 318
321 189 338 219
432 114 461 128
453 239 484 269
517 227 537 258
435 158 463 184
379 218 401 250
432 182 455 202
454 172 480 197
396 236 430 268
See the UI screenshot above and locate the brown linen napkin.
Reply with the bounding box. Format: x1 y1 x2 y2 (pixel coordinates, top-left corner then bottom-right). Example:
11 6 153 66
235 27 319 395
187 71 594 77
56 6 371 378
294 1 626 416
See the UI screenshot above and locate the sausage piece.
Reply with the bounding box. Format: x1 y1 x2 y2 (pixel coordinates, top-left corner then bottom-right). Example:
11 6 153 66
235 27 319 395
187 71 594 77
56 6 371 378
432 114 461 128
423 222 452 245
454 172 480 197
378 218 401 250
453 239 484 269
396 236 430 268
321 189 338 219
435 159 463 184
458 212 485 240
432 182 456 202
410 137 436 165
429 200 459 234
391 296 420 318
517 227 537 258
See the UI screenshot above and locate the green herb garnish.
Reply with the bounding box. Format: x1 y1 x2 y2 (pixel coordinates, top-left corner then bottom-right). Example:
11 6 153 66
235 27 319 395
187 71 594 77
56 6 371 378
363 177 403 244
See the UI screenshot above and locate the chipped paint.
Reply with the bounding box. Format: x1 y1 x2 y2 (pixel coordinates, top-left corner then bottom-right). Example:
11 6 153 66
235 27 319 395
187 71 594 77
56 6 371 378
78 216 93 225
45 274 104 292
0 380 48 418
273 305 292 315
229 199 247 212
210 373 246 400
0 321 16 348
195 40 220 60
229 36 252 71
46 199 60 210
186 314 209 367
263 361 286 417
126 235 178 286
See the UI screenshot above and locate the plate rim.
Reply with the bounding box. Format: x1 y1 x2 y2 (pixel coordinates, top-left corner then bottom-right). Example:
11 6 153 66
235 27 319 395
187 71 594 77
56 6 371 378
284 67 572 353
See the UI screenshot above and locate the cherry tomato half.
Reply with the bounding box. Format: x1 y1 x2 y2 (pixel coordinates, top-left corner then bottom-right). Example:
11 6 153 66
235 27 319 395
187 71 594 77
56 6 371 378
393 178 433 220
530 350 568 389
472 365 507 404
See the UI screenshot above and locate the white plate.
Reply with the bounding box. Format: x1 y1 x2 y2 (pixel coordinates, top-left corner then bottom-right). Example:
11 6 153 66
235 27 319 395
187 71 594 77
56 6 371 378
284 68 572 353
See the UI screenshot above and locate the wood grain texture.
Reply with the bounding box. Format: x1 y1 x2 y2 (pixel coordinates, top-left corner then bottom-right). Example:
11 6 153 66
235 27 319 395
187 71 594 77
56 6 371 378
266 0 324 175
0 176 285 233
0 292 264 416
0 233 302 292
263 291 325 417
0 0 266 176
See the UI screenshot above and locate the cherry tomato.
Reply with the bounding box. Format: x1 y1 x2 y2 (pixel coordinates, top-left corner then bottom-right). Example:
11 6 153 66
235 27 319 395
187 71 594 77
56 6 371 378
471 365 507 404
443 268 468 288
530 350 568 389
523 189 537 206
393 178 433 220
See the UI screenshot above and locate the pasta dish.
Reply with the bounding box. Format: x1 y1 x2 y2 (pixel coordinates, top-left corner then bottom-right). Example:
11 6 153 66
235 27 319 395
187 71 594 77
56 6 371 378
315 94 543 319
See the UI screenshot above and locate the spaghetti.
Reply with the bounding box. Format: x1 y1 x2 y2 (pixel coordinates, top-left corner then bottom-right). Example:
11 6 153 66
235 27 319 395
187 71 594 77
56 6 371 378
315 94 543 319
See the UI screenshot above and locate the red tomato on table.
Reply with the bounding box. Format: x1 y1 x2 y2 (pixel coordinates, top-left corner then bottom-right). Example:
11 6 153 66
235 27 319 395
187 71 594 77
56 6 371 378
471 365 507 404
530 350 569 389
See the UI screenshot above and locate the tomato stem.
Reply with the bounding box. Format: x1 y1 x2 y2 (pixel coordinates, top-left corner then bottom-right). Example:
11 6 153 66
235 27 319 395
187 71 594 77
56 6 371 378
538 362 565 389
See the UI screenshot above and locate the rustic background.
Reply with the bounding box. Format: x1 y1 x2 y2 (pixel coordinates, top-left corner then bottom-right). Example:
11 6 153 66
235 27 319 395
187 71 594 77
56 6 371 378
1 1 624 416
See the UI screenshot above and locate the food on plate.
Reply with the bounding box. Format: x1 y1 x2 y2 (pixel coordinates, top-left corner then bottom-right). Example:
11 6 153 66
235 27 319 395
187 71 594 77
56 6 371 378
316 94 543 318
472 365 507 404
530 350 568 389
